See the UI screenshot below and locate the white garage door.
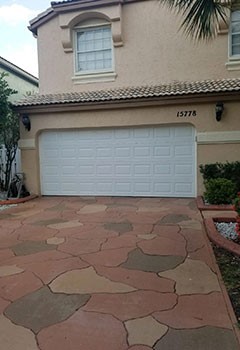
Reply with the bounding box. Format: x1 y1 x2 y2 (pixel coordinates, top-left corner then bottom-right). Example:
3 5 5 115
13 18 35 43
39 125 196 197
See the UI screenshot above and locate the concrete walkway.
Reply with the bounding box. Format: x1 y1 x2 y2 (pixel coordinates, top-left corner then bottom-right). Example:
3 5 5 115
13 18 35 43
0 196 239 349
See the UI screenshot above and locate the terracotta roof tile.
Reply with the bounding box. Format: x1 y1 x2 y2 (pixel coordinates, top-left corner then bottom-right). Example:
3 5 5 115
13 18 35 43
51 0 80 5
13 78 240 107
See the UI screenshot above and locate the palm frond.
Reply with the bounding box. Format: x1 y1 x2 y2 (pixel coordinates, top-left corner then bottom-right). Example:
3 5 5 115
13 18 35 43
159 0 237 40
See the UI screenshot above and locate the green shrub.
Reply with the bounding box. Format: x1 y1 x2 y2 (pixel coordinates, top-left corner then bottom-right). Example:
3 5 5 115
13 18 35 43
204 178 236 205
199 161 240 192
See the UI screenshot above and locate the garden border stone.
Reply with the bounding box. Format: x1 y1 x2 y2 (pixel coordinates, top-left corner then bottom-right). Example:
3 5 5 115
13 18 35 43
0 194 38 205
204 217 240 257
197 196 234 211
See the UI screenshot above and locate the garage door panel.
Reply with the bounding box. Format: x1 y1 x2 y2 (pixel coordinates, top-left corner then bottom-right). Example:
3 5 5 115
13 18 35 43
154 146 171 157
174 145 194 156
96 165 113 175
96 148 113 157
134 165 151 175
96 182 113 192
174 164 193 175
175 182 193 194
134 182 151 193
115 147 131 157
154 164 171 175
78 148 95 157
44 166 59 175
39 125 196 197
154 128 171 138
115 165 131 175
134 147 151 157
114 129 131 139
154 182 172 193
174 127 193 137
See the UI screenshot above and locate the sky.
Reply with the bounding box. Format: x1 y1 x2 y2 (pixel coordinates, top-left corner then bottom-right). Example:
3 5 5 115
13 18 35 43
0 0 52 77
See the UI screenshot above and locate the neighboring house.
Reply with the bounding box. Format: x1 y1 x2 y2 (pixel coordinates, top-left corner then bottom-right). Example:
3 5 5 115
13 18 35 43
0 56 39 101
13 0 240 198
0 56 39 185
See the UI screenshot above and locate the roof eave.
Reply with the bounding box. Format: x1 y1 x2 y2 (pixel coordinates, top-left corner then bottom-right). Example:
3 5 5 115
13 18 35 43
28 0 143 35
13 91 240 115
28 8 56 36
0 57 39 86
52 0 124 12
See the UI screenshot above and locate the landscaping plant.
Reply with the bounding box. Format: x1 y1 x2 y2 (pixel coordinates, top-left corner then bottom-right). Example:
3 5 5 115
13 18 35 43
200 161 240 192
204 178 236 205
0 72 19 191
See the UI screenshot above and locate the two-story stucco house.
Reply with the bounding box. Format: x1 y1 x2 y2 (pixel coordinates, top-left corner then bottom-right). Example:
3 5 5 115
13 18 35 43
13 0 240 198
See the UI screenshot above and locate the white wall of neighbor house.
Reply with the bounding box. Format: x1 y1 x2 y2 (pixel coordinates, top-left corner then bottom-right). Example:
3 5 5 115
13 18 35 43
18 101 240 196
0 67 38 102
36 0 233 94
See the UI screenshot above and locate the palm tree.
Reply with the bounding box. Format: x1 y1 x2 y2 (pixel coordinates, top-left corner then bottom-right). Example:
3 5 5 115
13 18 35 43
159 0 240 40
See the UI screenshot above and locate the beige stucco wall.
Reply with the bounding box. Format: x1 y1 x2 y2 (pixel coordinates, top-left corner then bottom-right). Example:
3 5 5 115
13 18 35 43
19 101 240 196
37 0 234 94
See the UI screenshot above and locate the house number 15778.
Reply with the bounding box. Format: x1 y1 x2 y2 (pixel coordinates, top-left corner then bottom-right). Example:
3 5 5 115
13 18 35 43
177 110 197 117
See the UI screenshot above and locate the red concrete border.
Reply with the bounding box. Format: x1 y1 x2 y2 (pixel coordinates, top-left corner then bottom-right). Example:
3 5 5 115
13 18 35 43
204 217 240 257
197 196 234 211
0 194 38 205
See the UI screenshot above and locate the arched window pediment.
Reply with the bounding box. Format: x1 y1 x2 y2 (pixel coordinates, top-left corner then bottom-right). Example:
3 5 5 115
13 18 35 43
59 7 123 53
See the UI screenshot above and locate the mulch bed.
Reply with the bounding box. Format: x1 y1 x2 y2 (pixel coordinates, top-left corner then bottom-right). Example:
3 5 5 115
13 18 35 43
212 244 240 327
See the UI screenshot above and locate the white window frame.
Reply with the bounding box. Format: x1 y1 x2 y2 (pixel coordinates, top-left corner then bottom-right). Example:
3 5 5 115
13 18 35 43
74 23 115 77
229 10 240 60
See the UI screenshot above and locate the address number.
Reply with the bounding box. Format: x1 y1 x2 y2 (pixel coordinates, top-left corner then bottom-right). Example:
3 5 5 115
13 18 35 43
177 110 197 117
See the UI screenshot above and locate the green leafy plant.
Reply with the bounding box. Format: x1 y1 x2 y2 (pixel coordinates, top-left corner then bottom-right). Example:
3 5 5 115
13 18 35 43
159 0 235 41
0 72 19 191
204 178 236 205
200 162 240 192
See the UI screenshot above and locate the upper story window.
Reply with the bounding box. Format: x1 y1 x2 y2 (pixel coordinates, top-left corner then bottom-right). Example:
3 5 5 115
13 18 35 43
75 23 113 75
76 25 112 73
230 10 240 57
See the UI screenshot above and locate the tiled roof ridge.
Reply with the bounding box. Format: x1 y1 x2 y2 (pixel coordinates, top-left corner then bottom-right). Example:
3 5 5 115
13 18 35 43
13 77 240 107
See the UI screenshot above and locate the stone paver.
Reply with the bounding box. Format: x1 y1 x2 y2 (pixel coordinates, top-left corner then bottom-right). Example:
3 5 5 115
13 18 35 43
0 271 43 301
153 292 232 329
12 241 56 256
138 236 186 256
154 326 239 350
0 297 10 313
137 234 157 240
158 258 221 294
46 237 65 245
125 316 168 346
37 310 128 350
159 214 191 224
82 290 177 320
21 256 89 284
0 265 24 277
121 248 185 273
104 221 133 234
0 197 238 350
50 266 136 294
47 220 83 230
5 286 90 333
95 265 175 292
77 204 107 214
0 314 39 350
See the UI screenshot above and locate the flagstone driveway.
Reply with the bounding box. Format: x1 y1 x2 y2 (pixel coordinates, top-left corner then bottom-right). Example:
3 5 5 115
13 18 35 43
0 196 239 349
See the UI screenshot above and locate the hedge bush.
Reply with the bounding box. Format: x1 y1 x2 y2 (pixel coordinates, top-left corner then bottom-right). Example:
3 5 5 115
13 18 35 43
199 161 240 192
204 178 236 205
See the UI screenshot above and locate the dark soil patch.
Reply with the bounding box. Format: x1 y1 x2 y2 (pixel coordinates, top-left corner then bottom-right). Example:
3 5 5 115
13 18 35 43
213 245 240 327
